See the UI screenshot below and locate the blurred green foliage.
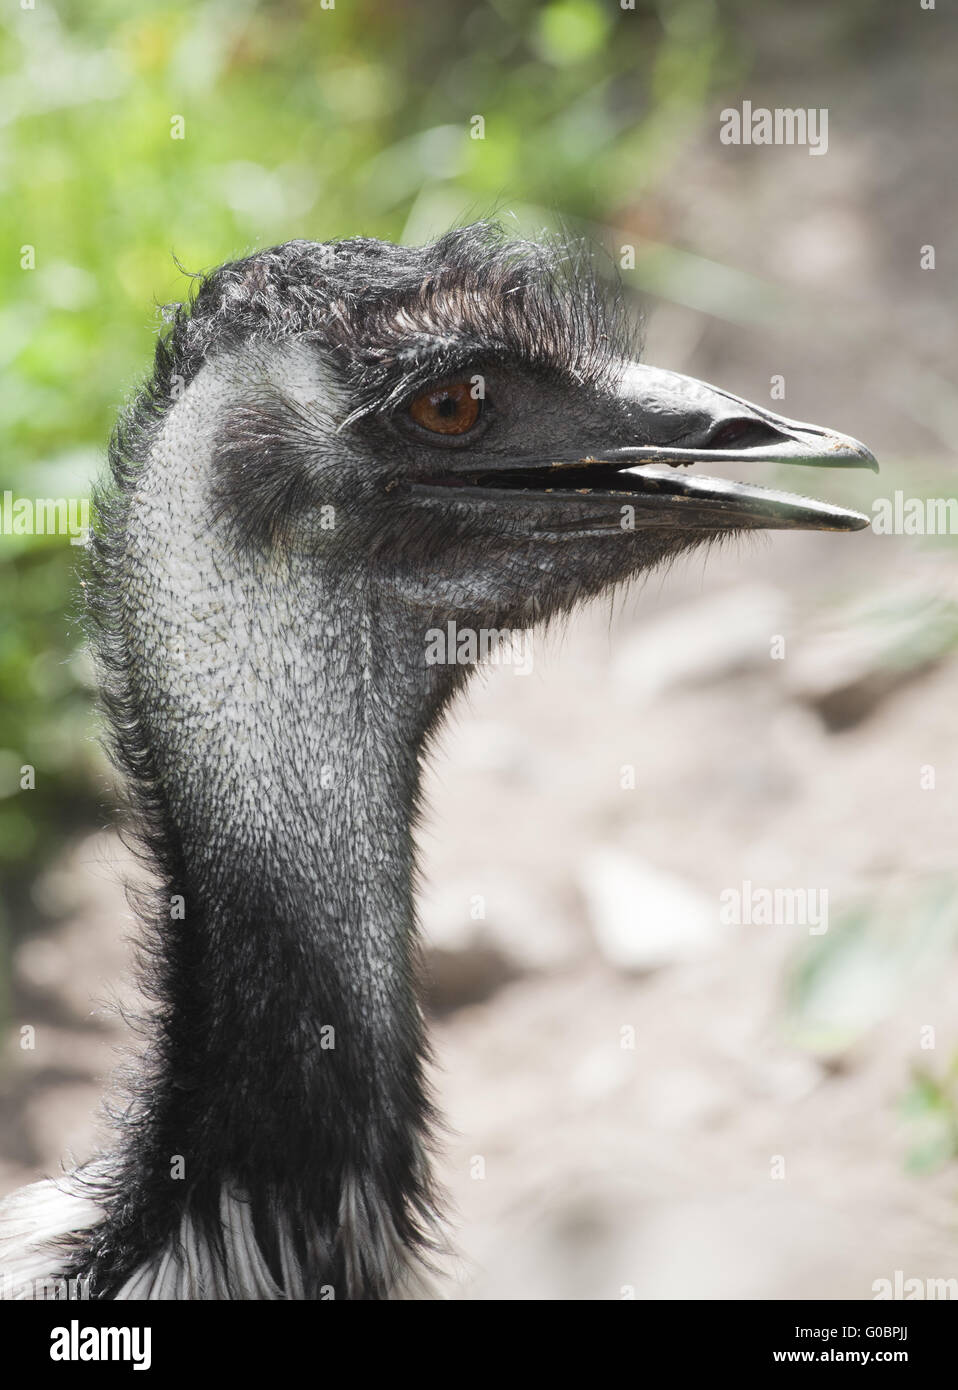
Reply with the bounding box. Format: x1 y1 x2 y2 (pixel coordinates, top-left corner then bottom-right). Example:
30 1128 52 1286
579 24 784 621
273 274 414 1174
0 0 743 921
901 1055 958 1175
784 879 958 1057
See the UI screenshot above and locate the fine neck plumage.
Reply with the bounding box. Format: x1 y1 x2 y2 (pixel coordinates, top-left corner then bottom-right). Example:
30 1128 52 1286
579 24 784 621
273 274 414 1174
78 354 450 1299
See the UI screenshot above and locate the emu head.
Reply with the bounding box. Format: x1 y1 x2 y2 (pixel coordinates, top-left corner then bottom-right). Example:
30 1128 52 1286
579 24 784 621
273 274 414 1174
155 223 874 668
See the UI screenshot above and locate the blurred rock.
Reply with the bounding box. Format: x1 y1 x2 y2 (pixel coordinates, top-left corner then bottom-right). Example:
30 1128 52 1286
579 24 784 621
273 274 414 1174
419 871 581 1012
578 848 720 971
786 571 958 730
569 1045 636 1102
24 1083 103 1172
14 935 71 992
787 626 922 731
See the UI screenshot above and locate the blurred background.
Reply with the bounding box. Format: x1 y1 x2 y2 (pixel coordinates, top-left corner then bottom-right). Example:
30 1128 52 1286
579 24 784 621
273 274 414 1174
2 0 957 1298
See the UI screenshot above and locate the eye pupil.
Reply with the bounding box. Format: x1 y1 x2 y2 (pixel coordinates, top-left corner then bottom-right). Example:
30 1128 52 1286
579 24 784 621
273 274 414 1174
409 380 481 436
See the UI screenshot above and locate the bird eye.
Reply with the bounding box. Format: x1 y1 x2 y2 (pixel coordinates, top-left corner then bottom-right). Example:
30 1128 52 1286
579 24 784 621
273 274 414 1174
408 381 481 436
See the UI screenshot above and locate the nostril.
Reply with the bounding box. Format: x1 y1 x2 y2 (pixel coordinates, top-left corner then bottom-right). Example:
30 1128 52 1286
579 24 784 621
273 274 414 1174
705 417 784 451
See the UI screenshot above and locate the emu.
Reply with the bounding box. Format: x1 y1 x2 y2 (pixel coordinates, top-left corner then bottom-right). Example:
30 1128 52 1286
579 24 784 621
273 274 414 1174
0 223 875 1300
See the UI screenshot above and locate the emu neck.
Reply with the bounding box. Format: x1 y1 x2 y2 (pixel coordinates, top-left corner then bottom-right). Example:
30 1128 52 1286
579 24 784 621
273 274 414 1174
148 574 431 1195
105 367 446 1297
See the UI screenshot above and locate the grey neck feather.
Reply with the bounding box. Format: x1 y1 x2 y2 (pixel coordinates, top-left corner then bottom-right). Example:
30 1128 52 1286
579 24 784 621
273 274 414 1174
99 344 451 1297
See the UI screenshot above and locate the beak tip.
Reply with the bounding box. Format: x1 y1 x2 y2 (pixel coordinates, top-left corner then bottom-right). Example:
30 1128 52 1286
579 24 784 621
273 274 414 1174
832 433 879 473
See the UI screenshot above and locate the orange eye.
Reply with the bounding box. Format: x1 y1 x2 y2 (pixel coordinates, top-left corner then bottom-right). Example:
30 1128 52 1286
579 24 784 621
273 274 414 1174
408 381 481 435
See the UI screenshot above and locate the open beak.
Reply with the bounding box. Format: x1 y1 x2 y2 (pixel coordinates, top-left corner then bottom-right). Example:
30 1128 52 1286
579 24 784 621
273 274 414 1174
415 364 877 533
